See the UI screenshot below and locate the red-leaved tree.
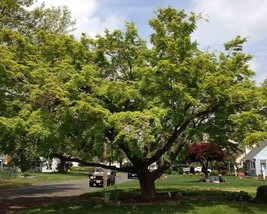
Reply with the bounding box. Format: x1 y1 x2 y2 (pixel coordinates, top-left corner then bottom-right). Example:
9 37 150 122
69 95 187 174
188 142 228 175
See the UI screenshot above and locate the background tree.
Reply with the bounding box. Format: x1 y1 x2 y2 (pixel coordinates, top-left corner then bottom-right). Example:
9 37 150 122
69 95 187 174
56 9 262 200
0 0 34 31
187 142 228 175
0 0 76 171
0 0 75 34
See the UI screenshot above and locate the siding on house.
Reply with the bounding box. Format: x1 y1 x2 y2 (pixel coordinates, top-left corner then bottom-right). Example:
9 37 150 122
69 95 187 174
242 141 267 176
254 145 267 176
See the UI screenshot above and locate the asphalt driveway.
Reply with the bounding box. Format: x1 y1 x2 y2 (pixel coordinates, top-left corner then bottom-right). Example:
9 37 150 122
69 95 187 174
0 173 129 213
0 173 128 200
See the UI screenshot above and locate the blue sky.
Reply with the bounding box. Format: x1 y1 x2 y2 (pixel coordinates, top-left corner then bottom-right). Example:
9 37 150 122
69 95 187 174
38 0 267 83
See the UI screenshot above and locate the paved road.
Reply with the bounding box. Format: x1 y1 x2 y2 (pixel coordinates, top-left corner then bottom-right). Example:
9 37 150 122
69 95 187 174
0 173 129 200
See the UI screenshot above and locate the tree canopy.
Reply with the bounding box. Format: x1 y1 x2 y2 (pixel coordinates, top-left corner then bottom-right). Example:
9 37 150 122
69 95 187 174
0 5 266 200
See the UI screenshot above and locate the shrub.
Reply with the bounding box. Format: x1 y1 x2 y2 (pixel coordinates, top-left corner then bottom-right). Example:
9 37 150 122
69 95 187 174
224 191 252 202
22 172 32 177
210 170 219 176
252 186 267 204
164 168 172 175
220 169 228 176
219 176 226 183
178 168 184 175
198 177 206 182
257 174 263 181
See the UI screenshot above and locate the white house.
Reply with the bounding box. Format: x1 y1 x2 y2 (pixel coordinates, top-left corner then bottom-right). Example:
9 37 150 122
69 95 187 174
36 157 79 172
242 141 267 176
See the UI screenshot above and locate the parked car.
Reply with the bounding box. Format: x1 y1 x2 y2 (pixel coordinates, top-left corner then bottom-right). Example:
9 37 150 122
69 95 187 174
182 167 190 173
194 166 211 173
128 171 138 179
89 167 116 187
194 166 202 172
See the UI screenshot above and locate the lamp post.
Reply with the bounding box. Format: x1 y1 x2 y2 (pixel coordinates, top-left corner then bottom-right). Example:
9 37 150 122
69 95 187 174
228 161 231 173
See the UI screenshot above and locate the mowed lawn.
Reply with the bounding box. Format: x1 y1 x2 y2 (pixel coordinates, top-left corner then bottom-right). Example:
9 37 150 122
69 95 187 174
20 174 267 214
0 172 88 189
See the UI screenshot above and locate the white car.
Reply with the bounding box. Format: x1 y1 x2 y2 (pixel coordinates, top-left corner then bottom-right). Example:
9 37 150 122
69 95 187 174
194 167 211 173
194 167 202 172
182 167 190 173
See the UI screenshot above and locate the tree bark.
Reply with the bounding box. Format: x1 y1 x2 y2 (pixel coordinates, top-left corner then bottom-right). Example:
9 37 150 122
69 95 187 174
137 169 157 201
202 160 209 177
58 158 66 173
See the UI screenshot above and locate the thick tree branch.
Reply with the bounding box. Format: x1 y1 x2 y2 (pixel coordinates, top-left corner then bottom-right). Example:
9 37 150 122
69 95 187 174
52 153 132 172
147 102 223 166
152 140 186 178
147 119 191 166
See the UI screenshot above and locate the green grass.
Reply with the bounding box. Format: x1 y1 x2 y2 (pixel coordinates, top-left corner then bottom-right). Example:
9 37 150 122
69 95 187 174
116 175 265 196
20 198 267 214
20 175 267 214
0 171 88 189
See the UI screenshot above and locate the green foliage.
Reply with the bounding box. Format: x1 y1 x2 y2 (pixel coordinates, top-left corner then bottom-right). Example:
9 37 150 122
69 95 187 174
224 191 252 202
164 168 172 175
252 186 267 204
0 0 75 34
0 5 266 199
178 167 184 175
22 172 32 177
210 170 219 176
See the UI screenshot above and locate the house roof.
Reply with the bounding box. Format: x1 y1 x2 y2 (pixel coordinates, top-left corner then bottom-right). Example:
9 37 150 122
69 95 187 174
242 141 267 161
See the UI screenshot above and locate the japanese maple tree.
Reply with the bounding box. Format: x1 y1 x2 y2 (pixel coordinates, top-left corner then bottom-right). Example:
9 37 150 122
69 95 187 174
188 142 228 174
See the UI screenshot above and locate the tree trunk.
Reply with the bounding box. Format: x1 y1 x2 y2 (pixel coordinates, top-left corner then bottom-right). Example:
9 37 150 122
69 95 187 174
138 169 157 201
202 161 209 177
58 159 66 173
202 166 208 177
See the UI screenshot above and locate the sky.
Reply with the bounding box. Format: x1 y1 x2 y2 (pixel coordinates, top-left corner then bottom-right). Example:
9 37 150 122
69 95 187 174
37 0 267 84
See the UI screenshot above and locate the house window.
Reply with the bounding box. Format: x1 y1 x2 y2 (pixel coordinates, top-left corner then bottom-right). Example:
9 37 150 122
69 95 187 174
250 159 256 169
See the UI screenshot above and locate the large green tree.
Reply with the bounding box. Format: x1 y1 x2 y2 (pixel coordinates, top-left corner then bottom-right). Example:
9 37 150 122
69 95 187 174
49 9 265 200
0 7 266 199
0 0 76 171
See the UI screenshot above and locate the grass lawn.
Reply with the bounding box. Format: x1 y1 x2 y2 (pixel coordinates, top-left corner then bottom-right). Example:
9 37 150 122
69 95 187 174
0 171 88 189
20 174 267 214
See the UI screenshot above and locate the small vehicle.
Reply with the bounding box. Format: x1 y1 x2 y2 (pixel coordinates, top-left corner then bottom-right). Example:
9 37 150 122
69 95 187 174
194 166 202 172
194 166 211 173
182 167 190 173
128 171 138 179
89 167 116 187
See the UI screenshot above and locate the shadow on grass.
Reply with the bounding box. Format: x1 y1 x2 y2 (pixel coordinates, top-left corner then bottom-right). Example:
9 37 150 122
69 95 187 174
18 187 264 214
4 176 267 214
17 189 267 214
0 195 75 214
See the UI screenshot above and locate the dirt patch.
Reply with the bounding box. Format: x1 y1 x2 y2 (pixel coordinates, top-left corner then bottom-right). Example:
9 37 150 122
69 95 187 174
0 192 219 213
0 193 183 213
0 196 75 214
